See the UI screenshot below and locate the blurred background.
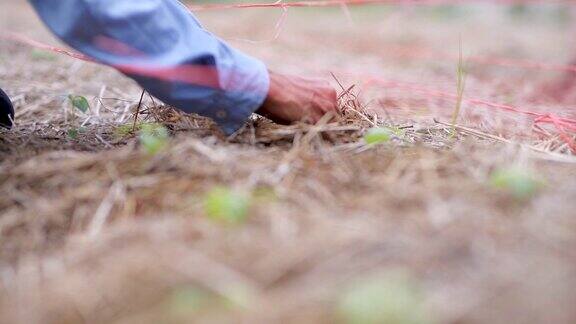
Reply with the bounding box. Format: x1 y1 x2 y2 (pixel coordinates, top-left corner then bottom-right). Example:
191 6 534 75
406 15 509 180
1 1 576 324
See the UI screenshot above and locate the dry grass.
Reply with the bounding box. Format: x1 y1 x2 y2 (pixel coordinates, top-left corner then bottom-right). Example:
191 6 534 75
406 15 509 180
1 2 576 324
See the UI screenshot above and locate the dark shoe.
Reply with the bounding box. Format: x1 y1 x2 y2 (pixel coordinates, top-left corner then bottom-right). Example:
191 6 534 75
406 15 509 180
0 87 14 129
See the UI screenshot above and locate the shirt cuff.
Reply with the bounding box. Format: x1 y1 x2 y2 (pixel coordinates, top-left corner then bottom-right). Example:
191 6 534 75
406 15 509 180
211 55 269 135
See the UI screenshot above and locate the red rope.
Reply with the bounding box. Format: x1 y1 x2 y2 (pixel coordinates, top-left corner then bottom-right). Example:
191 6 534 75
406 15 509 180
2 32 93 62
6 31 575 75
381 44 576 74
188 0 574 11
363 76 576 151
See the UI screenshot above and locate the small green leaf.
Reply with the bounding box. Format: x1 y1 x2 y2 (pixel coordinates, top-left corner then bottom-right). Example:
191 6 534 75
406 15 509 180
204 187 250 225
68 128 79 139
364 128 393 145
114 123 143 139
490 167 542 200
68 95 90 113
114 124 135 139
337 271 431 324
67 127 86 139
139 123 169 155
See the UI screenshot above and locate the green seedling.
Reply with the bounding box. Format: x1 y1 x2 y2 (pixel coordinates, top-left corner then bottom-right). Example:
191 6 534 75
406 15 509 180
204 187 250 225
364 128 393 145
364 126 405 145
337 270 431 324
114 124 135 138
490 167 543 200
68 95 90 113
67 127 86 139
139 123 169 155
114 122 146 139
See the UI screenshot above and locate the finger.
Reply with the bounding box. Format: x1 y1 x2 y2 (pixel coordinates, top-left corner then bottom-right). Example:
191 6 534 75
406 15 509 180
317 98 339 113
317 88 337 105
304 108 324 124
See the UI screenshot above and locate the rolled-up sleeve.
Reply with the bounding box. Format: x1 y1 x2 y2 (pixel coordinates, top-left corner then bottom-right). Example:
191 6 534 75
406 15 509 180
28 0 270 134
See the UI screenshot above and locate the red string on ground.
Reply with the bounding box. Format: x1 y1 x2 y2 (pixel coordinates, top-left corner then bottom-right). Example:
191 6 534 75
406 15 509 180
363 76 576 151
2 32 93 62
362 76 576 125
382 44 576 74
188 0 574 11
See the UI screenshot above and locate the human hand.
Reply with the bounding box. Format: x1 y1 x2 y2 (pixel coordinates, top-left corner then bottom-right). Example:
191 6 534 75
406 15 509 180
257 71 339 124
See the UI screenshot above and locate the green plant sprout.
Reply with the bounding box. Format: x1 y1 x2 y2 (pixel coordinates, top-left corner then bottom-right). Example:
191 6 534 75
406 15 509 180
114 124 136 139
336 270 431 324
67 127 86 139
114 122 146 139
204 187 250 225
138 123 169 155
490 167 543 200
450 38 467 137
364 126 405 145
68 95 90 113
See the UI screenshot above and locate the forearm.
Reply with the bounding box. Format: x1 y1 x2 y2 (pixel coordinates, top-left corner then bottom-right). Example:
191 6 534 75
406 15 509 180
28 0 269 134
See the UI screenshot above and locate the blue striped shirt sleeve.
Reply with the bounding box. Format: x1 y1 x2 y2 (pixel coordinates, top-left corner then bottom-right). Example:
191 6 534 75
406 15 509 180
28 0 270 134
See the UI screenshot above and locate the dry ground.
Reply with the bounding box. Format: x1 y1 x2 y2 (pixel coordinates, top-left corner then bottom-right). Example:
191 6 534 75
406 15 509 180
1 1 576 323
